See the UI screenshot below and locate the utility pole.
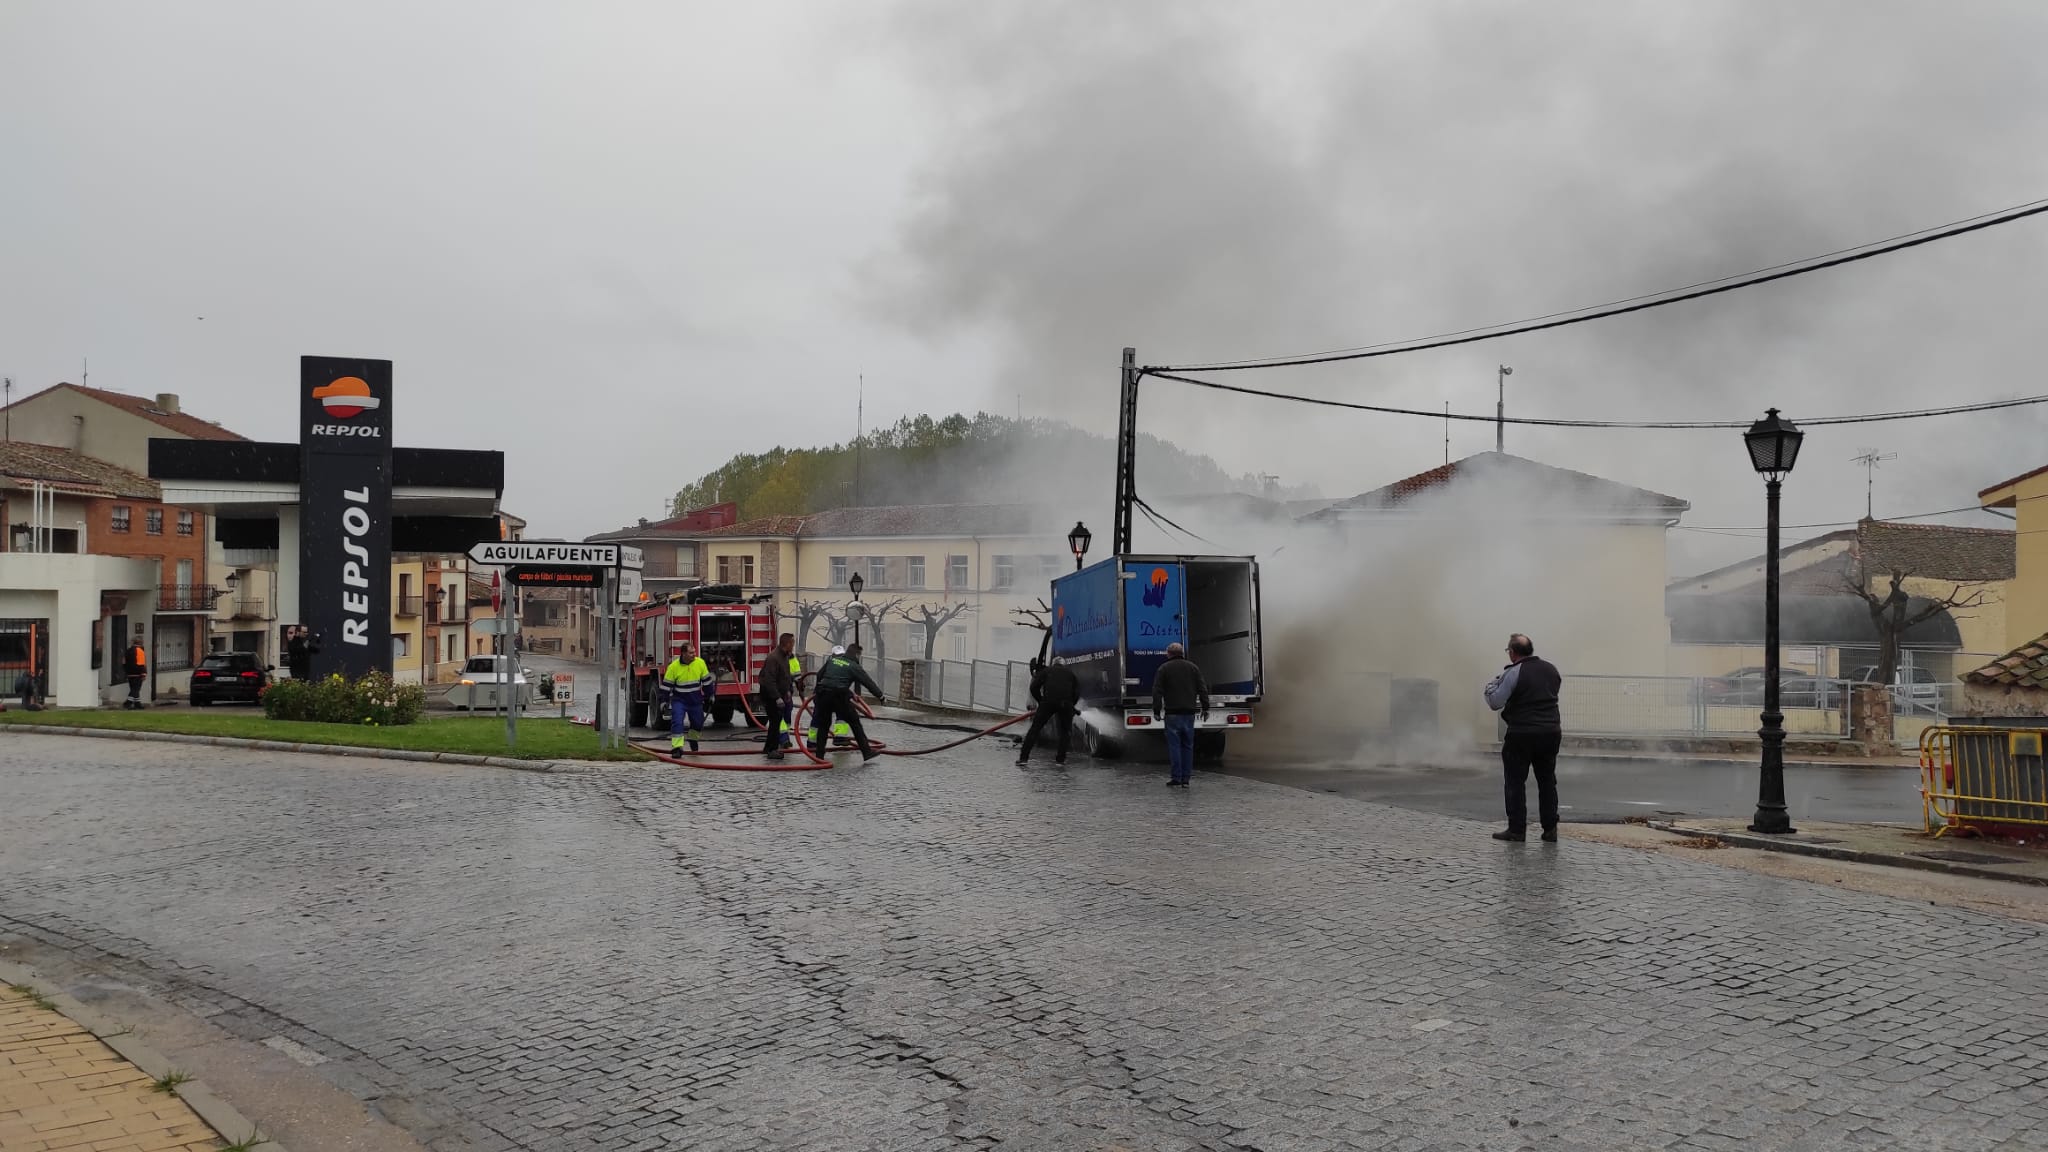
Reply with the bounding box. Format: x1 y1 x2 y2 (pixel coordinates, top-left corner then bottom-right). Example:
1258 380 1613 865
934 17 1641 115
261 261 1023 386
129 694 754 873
854 373 864 508
1443 401 1450 464
1113 347 1139 556
1852 449 1896 520
1496 365 1512 453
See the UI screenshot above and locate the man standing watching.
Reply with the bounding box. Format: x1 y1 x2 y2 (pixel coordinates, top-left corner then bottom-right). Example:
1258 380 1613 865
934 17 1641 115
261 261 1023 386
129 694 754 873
663 643 712 755
1484 633 1564 842
1017 657 1080 766
1151 642 1209 787
811 645 883 762
758 634 798 762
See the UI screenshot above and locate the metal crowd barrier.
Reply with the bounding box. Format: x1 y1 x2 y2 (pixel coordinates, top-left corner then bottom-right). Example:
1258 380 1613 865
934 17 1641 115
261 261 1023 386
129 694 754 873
1919 726 2048 837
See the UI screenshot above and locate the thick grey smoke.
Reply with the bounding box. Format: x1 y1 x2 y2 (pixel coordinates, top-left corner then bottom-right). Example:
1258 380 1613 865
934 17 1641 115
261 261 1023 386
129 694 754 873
871 0 2048 580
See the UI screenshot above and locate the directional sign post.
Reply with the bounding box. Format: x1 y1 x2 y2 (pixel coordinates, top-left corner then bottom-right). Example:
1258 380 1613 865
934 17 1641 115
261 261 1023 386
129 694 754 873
468 541 620 569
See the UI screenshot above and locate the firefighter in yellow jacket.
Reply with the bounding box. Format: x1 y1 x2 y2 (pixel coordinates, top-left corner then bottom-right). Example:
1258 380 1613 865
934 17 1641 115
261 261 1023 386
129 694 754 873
663 644 712 753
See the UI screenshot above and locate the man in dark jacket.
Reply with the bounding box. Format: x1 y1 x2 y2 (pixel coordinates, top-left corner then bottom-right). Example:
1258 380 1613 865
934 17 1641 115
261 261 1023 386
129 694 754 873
758 633 799 760
811 645 884 761
1017 658 1081 766
1151 642 1210 787
1484 633 1565 842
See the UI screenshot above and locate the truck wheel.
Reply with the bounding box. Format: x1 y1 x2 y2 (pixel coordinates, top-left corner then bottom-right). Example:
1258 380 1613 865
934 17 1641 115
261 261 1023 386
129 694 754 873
711 700 737 727
1194 731 1227 763
1082 719 1124 760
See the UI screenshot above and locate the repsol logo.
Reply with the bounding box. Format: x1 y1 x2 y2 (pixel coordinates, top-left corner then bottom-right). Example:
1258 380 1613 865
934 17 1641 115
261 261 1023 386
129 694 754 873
339 486 374 647
310 424 383 437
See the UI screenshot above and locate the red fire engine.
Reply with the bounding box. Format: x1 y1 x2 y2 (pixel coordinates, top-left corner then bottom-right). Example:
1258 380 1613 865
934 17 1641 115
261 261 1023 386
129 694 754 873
627 584 778 728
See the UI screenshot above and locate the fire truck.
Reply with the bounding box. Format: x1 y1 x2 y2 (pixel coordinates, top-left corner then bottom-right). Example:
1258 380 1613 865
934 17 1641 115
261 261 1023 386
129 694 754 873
627 584 778 728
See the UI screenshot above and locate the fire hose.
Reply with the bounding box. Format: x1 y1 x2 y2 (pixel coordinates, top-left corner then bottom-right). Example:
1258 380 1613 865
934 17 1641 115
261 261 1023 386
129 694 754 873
592 670 1037 771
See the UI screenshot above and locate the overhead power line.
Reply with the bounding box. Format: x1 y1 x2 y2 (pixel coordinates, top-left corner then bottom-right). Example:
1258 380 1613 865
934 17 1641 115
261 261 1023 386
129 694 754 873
1154 195 2048 373
1144 370 2048 429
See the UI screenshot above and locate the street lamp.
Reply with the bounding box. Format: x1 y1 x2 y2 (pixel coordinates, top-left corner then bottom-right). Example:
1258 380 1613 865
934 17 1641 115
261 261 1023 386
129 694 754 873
1068 521 1092 570
1744 407 1805 835
848 571 864 648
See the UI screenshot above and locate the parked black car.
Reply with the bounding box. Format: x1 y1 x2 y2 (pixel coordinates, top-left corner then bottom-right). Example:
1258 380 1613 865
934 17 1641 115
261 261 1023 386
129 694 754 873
189 652 272 706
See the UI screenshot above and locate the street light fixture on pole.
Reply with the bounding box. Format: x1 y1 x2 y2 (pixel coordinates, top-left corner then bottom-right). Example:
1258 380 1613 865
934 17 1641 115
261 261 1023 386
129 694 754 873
1496 365 1512 453
1068 521 1092 571
1744 407 1805 835
848 571 864 649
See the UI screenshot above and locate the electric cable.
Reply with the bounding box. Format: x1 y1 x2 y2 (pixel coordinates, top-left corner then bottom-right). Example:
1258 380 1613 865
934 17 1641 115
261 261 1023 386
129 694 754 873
1142 369 2048 430
1156 196 2048 373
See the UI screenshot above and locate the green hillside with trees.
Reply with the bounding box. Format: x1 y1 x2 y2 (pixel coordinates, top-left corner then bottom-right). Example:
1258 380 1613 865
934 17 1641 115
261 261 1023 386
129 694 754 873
670 413 1314 519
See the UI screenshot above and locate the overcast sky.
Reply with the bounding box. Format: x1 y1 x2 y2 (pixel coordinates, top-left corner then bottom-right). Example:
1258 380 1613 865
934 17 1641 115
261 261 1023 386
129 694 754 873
4 0 2045 575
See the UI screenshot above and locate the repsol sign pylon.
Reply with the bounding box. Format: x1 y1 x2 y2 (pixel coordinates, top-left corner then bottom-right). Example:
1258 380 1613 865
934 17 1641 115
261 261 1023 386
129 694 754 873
299 356 393 680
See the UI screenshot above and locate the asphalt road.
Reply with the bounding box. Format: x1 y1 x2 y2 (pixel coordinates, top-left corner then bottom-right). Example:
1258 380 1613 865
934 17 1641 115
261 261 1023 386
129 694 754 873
1222 755 1924 826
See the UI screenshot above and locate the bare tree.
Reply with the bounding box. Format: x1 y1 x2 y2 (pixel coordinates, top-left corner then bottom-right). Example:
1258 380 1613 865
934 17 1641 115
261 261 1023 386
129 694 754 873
778 599 842 653
1011 596 1053 664
905 601 977 660
1844 558 1990 687
851 597 909 663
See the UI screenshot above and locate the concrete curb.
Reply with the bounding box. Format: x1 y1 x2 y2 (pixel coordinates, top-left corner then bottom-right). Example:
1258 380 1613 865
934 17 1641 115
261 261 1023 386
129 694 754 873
1649 820 2048 887
0 958 287 1151
0 723 571 773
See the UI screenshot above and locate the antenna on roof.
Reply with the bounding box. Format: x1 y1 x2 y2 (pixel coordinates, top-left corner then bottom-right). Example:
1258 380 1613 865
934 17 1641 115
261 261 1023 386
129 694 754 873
1852 448 1897 519
854 373 865 508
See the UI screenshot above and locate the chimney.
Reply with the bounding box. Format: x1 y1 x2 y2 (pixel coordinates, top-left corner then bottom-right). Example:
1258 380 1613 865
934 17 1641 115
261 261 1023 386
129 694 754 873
155 393 181 414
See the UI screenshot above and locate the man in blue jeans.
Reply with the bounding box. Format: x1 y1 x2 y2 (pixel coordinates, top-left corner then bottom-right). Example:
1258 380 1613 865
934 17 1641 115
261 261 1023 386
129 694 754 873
1151 642 1211 787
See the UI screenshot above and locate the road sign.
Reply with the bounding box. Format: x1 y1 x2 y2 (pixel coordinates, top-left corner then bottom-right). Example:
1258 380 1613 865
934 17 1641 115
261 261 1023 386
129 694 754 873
617 566 642 605
551 673 575 703
507 564 603 588
619 545 644 571
468 541 619 568
472 618 520 636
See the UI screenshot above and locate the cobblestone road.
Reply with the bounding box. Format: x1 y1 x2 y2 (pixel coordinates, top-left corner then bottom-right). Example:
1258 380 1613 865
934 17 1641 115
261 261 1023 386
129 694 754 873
2 728 2046 1151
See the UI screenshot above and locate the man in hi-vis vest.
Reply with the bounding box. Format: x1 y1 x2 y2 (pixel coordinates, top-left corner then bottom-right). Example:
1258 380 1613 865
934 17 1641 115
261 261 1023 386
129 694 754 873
663 643 712 754
124 636 148 709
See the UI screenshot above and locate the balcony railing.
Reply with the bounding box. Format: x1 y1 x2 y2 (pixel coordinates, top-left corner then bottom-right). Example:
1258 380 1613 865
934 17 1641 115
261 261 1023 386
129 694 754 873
156 585 217 613
231 598 267 620
397 593 424 617
427 601 468 625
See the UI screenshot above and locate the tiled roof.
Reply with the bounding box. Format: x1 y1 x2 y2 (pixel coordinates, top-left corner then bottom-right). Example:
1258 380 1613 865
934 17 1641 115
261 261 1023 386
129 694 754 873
1964 635 2048 689
0 442 160 499
1679 520 2015 595
1309 452 1689 520
2 383 249 442
690 504 1067 540
698 515 809 539
1857 519 2015 582
589 503 741 541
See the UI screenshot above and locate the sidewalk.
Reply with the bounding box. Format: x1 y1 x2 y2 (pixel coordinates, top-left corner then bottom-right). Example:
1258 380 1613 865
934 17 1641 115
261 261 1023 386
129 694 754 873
0 985 228 1152
1651 817 2048 886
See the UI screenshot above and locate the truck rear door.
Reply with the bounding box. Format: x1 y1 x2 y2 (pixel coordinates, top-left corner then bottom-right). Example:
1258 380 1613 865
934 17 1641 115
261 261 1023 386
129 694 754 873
1121 560 1187 695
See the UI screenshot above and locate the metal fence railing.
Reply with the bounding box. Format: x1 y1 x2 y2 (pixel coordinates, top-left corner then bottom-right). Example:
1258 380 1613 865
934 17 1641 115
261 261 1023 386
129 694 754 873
1921 726 2048 837
1566 674 1853 737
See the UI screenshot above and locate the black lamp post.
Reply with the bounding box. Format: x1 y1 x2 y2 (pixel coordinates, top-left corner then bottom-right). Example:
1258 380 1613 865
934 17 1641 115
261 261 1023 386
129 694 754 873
1068 521 1093 571
848 571 864 648
1744 407 1805 835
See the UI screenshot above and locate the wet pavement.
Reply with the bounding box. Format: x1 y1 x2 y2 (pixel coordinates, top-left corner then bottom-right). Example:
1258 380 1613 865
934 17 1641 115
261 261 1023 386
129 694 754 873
3 725 2046 1151
1225 754 1924 826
